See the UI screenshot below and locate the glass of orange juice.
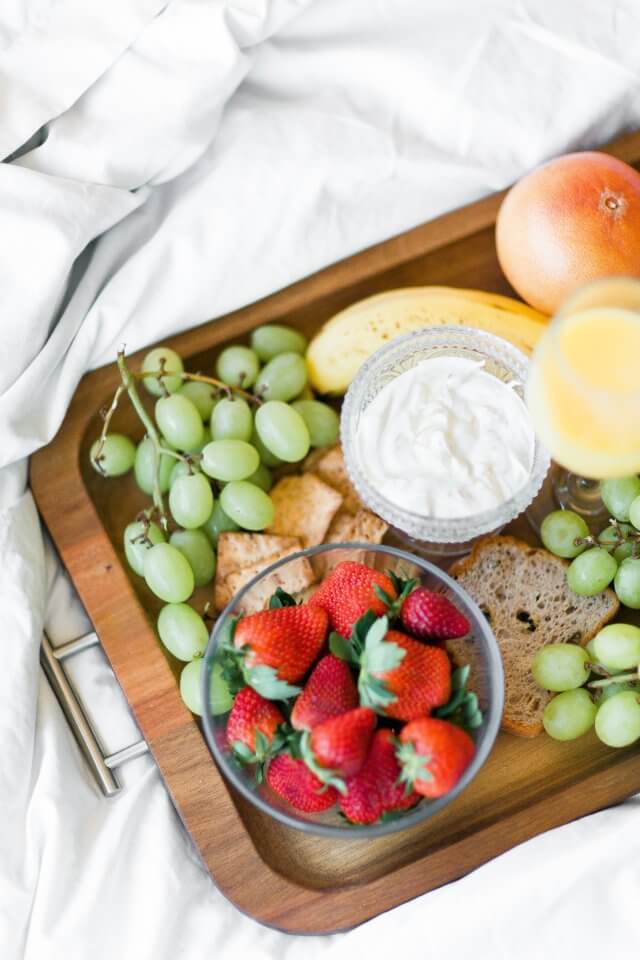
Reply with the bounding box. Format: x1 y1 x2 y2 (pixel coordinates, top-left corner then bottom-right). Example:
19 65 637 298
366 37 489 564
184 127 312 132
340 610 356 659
526 277 640 519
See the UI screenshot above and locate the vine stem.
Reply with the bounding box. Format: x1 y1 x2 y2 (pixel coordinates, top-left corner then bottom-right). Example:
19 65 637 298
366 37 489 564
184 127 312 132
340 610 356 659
588 669 640 689
90 383 127 475
134 368 260 405
116 351 170 528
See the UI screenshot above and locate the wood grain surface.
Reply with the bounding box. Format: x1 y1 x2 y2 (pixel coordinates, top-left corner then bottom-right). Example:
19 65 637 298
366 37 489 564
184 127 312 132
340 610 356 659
31 130 640 934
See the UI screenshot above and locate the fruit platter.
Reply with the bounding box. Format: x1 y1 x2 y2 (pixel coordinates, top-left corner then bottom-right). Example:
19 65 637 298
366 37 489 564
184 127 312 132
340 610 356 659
30 130 640 933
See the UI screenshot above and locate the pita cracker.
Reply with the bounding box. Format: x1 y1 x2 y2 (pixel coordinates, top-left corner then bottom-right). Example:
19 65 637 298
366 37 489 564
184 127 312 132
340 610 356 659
313 508 389 576
313 446 362 515
224 554 315 614
213 533 302 611
291 584 319 605
301 446 331 473
267 473 342 548
216 532 299 575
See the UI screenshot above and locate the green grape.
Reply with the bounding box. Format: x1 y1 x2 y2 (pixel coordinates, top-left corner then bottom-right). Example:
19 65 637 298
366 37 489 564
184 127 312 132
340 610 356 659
540 510 589 559
179 381 218 421
169 459 193 487
143 542 194 603
566 548 617 596
614 542 635 564
290 400 339 448
246 462 272 492
614 558 640 609
180 658 204 715
251 427 282 468
598 523 634 563
216 345 260 388
201 439 259 482
157 603 208 661
220 481 274 530
250 324 307 362
155 394 204 452
531 643 591 692
192 424 212 454
123 521 165 576
629 495 640 531
169 473 214 529
169 529 216 587
209 661 234 715
90 434 136 477
599 681 636 703
142 346 184 396
543 689 597 741
601 476 640 522
590 623 640 670
211 397 253 442
134 437 174 494
180 658 234 716
595 690 640 747
254 353 308 402
254 401 310 463
202 501 239 545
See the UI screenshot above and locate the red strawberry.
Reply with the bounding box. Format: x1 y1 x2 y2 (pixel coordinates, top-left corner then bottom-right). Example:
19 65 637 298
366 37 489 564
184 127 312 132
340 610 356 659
291 655 358 731
301 707 376 789
233 605 328 696
396 717 475 798
266 754 338 812
401 588 470 641
340 730 420 825
225 688 285 770
358 621 451 721
309 561 396 638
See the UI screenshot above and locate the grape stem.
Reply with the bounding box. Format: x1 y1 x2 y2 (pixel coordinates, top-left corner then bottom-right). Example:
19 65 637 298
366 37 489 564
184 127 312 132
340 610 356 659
117 350 169 529
576 516 640 558
588 669 640 689
90 383 127 474
134 368 260 405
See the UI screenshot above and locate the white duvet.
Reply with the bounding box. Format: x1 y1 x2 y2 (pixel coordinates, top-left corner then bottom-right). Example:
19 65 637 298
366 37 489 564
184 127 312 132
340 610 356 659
2 2 640 958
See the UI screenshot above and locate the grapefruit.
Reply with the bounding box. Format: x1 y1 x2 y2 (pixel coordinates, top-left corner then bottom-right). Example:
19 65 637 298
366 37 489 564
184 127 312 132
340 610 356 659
496 151 640 314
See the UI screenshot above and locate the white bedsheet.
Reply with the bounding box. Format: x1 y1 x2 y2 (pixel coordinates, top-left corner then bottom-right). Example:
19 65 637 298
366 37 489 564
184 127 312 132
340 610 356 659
2 2 640 957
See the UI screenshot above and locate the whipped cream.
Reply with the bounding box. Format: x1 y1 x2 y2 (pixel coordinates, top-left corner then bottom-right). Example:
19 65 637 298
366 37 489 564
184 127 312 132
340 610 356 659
355 356 534 519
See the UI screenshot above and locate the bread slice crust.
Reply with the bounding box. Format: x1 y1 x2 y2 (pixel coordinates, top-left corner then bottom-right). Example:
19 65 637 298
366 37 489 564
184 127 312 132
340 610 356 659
449 535 620 737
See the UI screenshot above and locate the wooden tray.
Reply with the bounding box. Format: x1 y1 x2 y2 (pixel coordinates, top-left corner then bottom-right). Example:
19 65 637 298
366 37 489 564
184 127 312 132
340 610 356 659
31 130 640 934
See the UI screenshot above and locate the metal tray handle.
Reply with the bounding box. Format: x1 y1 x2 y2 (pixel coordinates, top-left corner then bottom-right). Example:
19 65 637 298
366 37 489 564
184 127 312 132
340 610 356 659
41 630 148 796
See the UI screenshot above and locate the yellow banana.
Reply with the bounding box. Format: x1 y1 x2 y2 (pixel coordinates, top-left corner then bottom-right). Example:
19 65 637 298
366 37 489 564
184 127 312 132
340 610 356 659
307 286 548 395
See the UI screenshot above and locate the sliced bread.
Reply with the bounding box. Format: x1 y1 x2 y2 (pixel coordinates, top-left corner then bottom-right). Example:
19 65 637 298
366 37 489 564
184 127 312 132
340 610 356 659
449 535 619 737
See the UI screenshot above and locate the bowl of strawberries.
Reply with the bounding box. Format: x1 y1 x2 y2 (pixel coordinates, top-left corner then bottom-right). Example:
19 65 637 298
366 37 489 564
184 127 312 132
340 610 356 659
201 543 504 837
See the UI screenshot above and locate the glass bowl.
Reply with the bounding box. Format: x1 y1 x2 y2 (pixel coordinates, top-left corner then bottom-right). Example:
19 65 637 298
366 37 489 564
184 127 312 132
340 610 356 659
201 542 504 839
340 327 550 550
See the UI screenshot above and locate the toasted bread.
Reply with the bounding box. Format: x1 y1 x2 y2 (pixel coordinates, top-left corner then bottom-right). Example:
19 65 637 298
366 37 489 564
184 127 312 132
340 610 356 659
449 535 619 737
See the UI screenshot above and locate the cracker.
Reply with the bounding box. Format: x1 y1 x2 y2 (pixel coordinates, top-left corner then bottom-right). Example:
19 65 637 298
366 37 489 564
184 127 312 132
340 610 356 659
225 555 315 615
313 445 362 515
213 533 302 611
267 473 343 548
291 584 319 605
347 509 388 545
216 532 299 576
324 509 355 543
301 447 331 473
313 508 389 576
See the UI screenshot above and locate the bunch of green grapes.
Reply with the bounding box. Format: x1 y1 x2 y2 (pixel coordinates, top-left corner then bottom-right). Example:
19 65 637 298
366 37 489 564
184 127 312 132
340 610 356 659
532 625 640 747
89 325 340 715
540 476 640 608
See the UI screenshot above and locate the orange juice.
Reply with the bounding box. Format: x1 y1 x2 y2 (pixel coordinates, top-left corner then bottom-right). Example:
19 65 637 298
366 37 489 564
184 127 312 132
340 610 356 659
526 305 640 478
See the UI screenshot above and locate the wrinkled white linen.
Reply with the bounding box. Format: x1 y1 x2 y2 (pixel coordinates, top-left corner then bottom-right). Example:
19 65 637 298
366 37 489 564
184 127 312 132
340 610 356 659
2 2 640 958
